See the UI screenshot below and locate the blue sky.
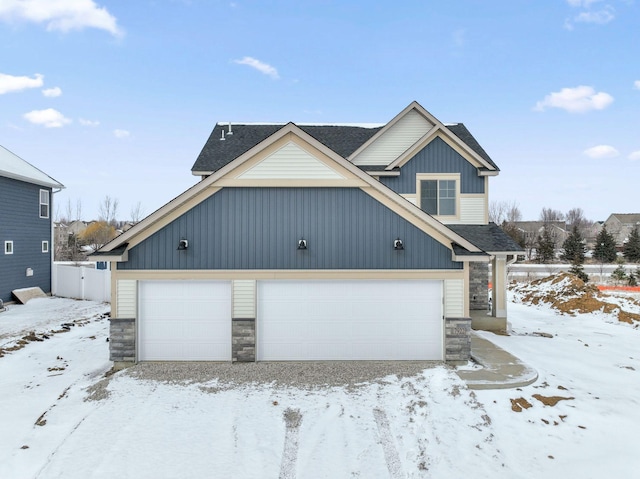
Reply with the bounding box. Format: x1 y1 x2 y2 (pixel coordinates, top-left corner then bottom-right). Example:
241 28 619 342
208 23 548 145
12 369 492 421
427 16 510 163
1 0 639 222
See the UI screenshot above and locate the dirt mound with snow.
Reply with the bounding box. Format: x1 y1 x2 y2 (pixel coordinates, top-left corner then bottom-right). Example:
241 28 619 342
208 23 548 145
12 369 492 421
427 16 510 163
510 272 640 325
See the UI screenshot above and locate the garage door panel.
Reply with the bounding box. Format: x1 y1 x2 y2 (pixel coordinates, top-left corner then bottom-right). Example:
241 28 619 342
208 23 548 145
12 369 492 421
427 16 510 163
139 280 231 361
258 280 443 361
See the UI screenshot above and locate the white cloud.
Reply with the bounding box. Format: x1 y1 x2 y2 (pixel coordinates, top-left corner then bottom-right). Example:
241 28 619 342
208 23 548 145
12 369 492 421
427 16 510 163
634 80 640 90
113 129 130 138
534 85 613 113
574 7 615 25
0 0 123 37
0 72 43 94
628 151 640 161
584 145 619 159
79 118 99 126
233 56 280 79
42 86 62 97
567 0 602 7
23 108 71 128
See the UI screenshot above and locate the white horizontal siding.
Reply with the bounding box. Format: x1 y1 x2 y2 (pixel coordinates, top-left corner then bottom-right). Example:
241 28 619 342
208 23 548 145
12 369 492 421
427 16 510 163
459 196 486 225
233 280 256 318
239 142 343 179
352 110 432 166
444 279 464 317
117 279 137 318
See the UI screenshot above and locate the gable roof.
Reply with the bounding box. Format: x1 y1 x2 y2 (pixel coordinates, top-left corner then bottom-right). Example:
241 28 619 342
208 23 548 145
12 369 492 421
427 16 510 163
605 213 640 226
97 122 484 260
192 124 383 175
191 101 498 176
0 145 64 189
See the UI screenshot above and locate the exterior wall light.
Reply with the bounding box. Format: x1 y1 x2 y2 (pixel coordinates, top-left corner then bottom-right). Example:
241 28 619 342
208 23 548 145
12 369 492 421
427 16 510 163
177 239 189 250
394 238 404 250
297 238 307 250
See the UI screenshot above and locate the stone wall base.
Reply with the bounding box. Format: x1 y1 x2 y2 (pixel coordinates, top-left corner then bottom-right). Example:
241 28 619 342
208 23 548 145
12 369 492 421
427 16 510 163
444 317 471 365
110 317 135 363
469 262 489 311
232 318 256 362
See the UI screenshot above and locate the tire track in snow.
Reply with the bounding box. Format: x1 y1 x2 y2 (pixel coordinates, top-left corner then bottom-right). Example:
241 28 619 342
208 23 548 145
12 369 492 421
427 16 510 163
373 408 405 479
279 408 302 479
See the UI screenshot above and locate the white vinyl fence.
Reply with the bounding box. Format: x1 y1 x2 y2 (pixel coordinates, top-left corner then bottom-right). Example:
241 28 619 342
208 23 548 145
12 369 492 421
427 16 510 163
52 263 111 302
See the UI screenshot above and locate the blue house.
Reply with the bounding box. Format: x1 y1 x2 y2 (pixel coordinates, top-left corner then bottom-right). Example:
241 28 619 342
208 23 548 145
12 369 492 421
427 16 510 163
95 102 522 368
0 145 64 303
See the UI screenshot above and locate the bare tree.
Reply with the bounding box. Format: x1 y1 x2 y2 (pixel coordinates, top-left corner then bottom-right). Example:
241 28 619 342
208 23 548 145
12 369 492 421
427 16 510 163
98 195 119 226
75 198 83 221
489 200 522 225
539 207 564 224
130 201 144 223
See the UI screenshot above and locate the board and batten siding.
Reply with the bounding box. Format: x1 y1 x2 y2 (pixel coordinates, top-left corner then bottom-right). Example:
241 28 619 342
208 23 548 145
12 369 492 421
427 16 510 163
444 279 465 317
233 280 256 318
379 137 485 195
352 110 433 166
116 279 137 317
238 142 344 179
118 187 463 271
0 176 52 302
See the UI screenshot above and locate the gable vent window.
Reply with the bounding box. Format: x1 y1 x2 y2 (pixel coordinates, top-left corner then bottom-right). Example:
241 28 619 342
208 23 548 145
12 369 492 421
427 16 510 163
420 179 456 216
40 189 50 218
5 241 13 255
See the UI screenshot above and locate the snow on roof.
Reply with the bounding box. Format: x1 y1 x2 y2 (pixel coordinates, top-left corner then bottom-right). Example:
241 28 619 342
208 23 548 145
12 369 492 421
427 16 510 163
0 145 64 189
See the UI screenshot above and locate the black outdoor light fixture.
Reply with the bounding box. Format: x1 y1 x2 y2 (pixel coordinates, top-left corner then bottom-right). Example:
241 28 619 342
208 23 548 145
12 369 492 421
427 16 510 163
297 238 307 250
177 239 189 250
394 238 404 250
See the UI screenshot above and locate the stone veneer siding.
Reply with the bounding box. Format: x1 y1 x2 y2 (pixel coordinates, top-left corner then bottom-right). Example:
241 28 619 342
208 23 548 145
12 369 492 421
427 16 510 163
469 262 489 311
110 317 135 365
444 317 471 364
232 318 255 362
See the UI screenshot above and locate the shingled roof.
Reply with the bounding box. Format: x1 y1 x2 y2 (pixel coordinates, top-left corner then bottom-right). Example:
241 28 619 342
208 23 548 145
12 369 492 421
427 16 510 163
449 223 524 253
191 122 498 175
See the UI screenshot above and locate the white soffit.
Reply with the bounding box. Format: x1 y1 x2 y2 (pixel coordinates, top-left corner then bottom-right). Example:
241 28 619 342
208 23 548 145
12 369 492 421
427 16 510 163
351 109 433 166
237 141 345 179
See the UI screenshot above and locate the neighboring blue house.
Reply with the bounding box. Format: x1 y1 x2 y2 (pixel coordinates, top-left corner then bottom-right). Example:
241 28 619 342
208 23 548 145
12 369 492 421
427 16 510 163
0 145 64 303
95 102 522 368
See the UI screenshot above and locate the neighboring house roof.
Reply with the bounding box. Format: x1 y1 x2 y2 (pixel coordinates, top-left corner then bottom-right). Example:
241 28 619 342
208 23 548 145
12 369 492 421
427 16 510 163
191 102 498 176
0 145 64 189
606 213 640 226
449 223 523 254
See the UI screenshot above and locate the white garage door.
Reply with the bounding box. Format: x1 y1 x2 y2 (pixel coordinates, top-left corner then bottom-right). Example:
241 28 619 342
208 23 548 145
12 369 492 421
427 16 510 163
257 280 443 361
139 280 232 361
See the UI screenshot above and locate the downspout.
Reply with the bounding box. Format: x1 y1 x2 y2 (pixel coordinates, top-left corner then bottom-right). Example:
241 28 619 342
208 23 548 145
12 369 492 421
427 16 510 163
51 187 63 295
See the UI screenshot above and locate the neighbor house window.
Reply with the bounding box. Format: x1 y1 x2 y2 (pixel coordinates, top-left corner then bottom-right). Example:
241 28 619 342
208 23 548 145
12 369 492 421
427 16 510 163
418 176 458 216
5 241 13 254
42 241 49 253
40 189 50 218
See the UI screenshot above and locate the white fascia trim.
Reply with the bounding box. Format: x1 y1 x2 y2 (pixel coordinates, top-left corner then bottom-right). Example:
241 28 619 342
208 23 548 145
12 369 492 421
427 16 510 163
478 170 499 177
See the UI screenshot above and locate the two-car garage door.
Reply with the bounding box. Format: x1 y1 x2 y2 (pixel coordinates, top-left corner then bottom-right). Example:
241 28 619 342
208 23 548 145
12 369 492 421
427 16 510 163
138 279 443 361
257 280 442 360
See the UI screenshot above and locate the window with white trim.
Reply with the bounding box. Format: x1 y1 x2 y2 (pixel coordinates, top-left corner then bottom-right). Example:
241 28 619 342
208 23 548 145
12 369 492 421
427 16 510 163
40 189 50 218
417 174 459 217
42 241 49 253
5 241 13 254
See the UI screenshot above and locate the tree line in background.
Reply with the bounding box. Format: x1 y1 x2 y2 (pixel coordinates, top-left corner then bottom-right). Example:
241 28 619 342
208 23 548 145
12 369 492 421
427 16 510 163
54 196 144 261
491 201 640 284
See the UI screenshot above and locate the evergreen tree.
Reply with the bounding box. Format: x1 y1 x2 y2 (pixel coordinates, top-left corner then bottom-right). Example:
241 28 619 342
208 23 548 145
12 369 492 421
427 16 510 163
535 227 555 264
611 259 627 285
562 225 589 282
623 226 640 263
561 225 585 263
593 226 617 263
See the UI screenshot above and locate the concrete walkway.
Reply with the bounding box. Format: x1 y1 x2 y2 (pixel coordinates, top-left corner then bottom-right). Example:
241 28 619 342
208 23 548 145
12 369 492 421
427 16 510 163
456 332 538 390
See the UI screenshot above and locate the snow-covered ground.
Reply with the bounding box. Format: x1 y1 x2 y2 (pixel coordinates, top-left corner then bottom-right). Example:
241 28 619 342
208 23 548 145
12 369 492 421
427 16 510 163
1 294 638 478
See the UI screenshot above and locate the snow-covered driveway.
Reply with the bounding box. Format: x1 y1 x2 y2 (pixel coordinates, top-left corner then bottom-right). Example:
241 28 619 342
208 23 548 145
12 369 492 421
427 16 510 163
1 294 639 478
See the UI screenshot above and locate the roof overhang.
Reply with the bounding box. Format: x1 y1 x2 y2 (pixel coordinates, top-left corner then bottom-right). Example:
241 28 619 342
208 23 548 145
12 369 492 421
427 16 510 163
88 244 128 262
